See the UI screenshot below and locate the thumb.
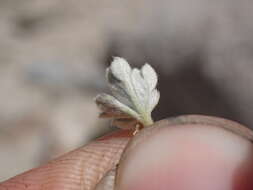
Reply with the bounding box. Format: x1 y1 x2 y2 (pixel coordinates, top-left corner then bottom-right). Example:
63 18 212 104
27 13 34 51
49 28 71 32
115 115 253 190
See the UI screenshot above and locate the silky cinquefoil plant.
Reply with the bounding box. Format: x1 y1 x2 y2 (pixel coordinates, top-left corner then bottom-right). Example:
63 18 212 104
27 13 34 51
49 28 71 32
93 58 253 190
95 57 160 133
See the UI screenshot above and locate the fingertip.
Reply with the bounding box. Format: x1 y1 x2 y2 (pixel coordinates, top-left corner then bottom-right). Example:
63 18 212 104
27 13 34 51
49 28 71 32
116 120 253 190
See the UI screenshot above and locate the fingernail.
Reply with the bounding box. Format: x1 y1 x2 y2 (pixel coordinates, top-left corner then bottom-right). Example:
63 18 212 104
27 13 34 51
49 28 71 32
115 124 253 190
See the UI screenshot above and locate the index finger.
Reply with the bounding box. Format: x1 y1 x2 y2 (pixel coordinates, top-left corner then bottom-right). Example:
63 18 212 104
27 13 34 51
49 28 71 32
0 130 132 190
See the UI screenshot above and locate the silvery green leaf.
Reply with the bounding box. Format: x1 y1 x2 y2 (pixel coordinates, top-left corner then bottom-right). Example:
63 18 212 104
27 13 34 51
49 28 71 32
130 68 149 109
95 93 140 120
95 57 160 129
106 68 132 107
149 89 160 111
141 64 158 91
110 57 131 81
112 118 138 130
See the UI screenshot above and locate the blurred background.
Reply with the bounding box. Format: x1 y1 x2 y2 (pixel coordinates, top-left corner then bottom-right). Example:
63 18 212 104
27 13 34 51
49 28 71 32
1 0 253 181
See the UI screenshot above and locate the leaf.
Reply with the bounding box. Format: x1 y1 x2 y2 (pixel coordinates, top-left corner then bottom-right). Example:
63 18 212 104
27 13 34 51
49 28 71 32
95 93 140 120
141 64 158 91
106 68 132 107
110 57 131 82
131 68 149 109
149 89 160 111
111 118 138 129
95 57 160 129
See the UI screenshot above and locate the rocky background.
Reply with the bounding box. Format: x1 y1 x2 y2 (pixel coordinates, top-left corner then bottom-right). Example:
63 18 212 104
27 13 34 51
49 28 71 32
1 0 253 181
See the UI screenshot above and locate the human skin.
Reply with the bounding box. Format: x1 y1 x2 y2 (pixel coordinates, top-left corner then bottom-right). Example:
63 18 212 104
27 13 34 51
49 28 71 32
1 115 253 190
